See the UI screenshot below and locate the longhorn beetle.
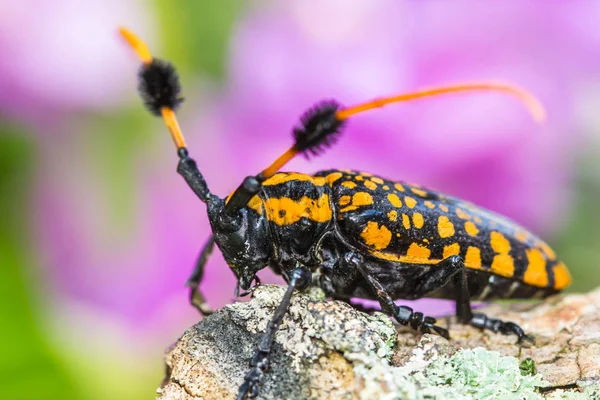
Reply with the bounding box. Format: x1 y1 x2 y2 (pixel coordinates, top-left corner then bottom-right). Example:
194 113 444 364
119 27 571 399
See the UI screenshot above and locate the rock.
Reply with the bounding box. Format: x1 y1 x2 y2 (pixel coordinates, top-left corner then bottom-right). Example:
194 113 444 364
157 285 600 399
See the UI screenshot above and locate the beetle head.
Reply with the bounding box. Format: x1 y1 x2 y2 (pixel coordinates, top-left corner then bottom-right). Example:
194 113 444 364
208 197 272 290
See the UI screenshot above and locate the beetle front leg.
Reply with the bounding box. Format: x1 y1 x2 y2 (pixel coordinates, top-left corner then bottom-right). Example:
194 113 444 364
347 252 450 339
185 236 215 316
237 267 312 400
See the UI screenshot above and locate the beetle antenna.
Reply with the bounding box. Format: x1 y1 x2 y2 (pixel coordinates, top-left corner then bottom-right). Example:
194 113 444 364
222 100 345 216
222 82 545 217
119 27 213 204
336 82 546 123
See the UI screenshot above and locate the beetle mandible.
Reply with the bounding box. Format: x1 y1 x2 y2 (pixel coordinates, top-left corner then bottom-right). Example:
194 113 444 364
119 27 571 400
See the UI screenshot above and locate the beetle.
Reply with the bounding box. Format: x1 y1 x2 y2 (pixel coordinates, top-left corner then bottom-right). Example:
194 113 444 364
119 27 571 399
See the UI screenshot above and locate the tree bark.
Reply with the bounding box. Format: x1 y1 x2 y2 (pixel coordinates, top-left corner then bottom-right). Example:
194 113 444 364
157 285 600 399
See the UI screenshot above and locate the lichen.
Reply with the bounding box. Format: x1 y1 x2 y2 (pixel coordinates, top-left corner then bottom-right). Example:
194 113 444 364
161 285 600 400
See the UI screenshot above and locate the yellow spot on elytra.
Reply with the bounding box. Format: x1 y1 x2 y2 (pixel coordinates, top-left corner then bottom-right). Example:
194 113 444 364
515 230 529 243
263 173 321 186
411 187 428 197
439 204 449 213
262 172 341 187
424 201 435 209
394 183 405 192
412 213 424 229
553 262 572 290
396 233 401 237
404 196 417 209
443 243 460 258
388 210 398 222
342 181 357 189
387 193 402 208
423 238 429 243
360 172 372 177
465 246 482 270
323 172 343 184
464 221 479 236
491 254 515 278
455 208 471 220
490 231 511 254
437 216 455 238
383 185 390 190
364 180 377 190
371 177 384 184
247 195 263 214
361 221 392 250
539 242 557 261
340 192 373 212
523 248 548 287
402 214 411 229
339 195 351 206
474 216 483 223
406 242 431 260
355 175 364 181
263 194 332 225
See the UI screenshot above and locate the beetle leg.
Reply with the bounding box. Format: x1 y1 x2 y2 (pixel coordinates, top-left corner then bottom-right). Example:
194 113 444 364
469 314 534 344
185 236 215 316
237 267 312 400
347 252 450 340
449 258 534 344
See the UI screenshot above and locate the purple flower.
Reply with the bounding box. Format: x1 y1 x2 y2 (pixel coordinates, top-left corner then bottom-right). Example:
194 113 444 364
0 0 154 127
222 0 600 233
200 1 600 313
33 0 600 337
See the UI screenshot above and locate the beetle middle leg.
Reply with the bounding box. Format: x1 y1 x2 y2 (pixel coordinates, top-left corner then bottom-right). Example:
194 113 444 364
347 252 450 339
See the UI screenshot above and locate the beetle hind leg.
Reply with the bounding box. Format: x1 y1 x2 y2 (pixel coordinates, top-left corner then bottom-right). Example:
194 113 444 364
469 314 533 344
451 257 533 344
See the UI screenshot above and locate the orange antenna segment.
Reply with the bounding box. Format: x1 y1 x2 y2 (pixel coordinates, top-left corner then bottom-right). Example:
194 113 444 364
118 26 153 65
336 82 546 123
261 147 298 179
119 26 188 150
161 108 187 149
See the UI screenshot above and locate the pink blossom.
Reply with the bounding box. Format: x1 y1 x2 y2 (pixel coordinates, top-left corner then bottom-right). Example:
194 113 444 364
34 1 600 333
0 0 154 127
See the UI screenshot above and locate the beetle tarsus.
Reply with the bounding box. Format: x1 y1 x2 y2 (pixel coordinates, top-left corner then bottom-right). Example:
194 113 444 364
393 306 450 339
470 313 533 344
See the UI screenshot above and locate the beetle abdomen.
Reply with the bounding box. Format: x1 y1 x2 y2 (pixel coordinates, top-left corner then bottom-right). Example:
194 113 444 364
319 169 571 292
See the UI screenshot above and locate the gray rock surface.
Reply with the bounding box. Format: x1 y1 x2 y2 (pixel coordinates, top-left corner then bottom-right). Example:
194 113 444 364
157 285 600 399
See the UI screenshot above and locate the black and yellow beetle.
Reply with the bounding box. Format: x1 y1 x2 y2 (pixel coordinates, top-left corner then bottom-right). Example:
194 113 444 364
119 27 571 399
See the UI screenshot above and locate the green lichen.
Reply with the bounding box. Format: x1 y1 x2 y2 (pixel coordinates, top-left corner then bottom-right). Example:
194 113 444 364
226 286 591 399
355 347 556 399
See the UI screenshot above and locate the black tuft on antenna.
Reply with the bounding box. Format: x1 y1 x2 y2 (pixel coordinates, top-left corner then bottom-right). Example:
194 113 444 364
138 58 184 116
292 100 346 158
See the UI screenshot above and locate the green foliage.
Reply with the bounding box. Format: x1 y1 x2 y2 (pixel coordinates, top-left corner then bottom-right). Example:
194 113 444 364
153 0 247 80
555 147 600 292
0 124 79 399
520 357 537 376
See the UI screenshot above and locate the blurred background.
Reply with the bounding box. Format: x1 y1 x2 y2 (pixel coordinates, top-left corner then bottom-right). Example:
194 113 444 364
2 1 600 399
